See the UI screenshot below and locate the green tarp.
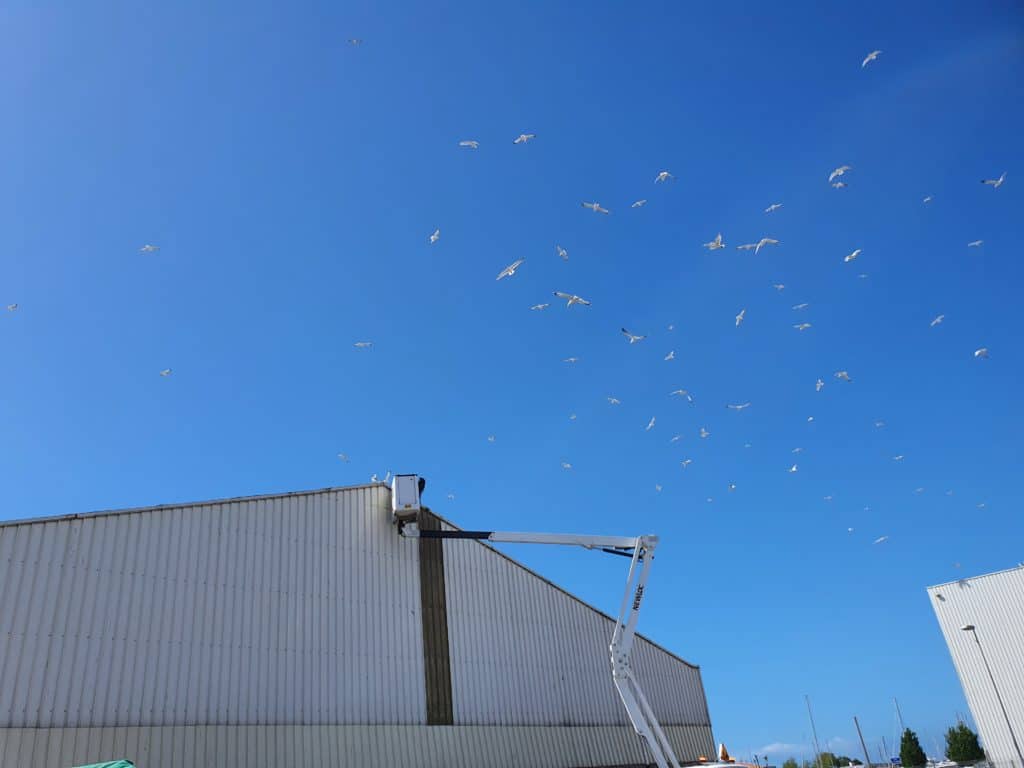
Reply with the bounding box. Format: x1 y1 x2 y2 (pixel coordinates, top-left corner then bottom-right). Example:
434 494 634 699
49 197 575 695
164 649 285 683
71 762 134 768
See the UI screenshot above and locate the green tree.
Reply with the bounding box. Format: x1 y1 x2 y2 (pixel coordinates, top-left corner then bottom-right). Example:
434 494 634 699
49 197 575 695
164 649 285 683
783 758 800 768
900 728 927 768
945 723 985 763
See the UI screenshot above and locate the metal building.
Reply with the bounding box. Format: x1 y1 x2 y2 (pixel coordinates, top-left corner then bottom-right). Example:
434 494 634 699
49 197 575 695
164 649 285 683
0 482 716 767
927 565 1024 768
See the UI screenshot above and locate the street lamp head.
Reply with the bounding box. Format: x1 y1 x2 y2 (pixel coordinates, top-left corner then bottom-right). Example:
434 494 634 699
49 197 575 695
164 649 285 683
960 624 976 631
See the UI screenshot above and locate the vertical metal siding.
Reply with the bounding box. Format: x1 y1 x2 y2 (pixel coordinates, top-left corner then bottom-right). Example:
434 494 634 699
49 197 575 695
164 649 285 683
0 486 427 728
927 566 1024 768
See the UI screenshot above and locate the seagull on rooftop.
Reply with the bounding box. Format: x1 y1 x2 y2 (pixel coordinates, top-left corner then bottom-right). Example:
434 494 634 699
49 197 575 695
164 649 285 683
735 308 746 327
861 50 882 68
581 201 610 214
794 322 812 331
530 303 550 311
754 237 779 255
765 203 783 213
930 314 945 327
556 245 568 261
974 347 989 359
704 233 725 250
631 199 647 208
727 402 751 411
458 140 479 149
496 258 525 281
646 417 656 432
139 244 159 253
621 328 646 344
829 165 852 184
429 228 440 244
981 172 1006 189
354 341 373 348
513 133 536 144
655 170 675 183
554 291 591 307
159 368 172 377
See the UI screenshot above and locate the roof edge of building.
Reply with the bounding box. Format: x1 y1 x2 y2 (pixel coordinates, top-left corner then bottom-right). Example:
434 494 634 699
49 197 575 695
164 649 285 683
927 561 1024 590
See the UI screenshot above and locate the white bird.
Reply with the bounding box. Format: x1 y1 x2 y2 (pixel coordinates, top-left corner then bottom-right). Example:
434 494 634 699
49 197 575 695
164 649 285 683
704 233 725 250
824 494 833 501
772 283 785 291
834 370 852 382
815 378 825 392
736 243 757 251
581 201 610 214
554 291 591 307
337 453 350 462
923 195 933 204
858 272 868 279
829 165 852 183
735 308 746 327
974 347 989 359
496 258 525 280
807 416 815 422
621 328 646 344
968 240 983 248
530 303 550 311
670 389 693 402
556 245 568 261
6 304 17 312
699 427 710 438
563 356 581 364
561 461 573 470
139 244 159 253
607 396 621 405
980 172 1006 189
631 199 648 208
792 303 809 311
447 493 455 501
513 133 536 144
787 464 798 473
354 341 373 348
847 527 854 533
873 535 889 545
655 170 675 183
915 487 925 494
458 140 479 149
487 435 496 443
792 447 803 454
754 237 779 255
670 434 682 443
861 50 882 68
765 203 783 213
347 38 363 46
832 181 848 189
568 413 577 421
892 454 905 461
646 417 656 432
844 248 861 263
930 314 945 327
793 322 812 331
664 350 675 361
429 228 440 244
680 458 693 469
159 368 172 377
727 402 751 411
667 324 674 331
655 484 663 492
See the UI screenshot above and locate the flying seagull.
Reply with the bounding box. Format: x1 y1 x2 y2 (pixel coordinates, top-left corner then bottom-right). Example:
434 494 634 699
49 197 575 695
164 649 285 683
670 388 693 401
631 199 648 208
834 370 852 382
844 248 861 263
792 302 809 311
646 417 656 432
581 201 610 214
554 291 591 307
563 356 581 364
458 140 479 149
429 228 440 244
816 378 825 392
496 258 525 281
607 396 621 405
968 240 983 248
787 464 798 473
621 328 646 344
765 203 783 213
736 243 757 251
727 402 751 411
873 535 889 545
561 461 573 470
487 435 496 443
930 314 945 327
513 133 536 144
829 165 852 184
159 368 172 377
792 323 812 331
670 434 681 443
923 195 933 204
680 458 693 469
556 245 568 261
655 484 663 492
861 50 882 68
772 283 785 291
337 453 350 462
728 483 737 492
347 38 363 46
754 237 779 255
892 454 905 461
530 303 550 311
6 304 17 312
704 233 725 250
699 427 710 438
832 181 848 189
980 172 1006 189
735 308 746 327
353 341 373 348
664 350 675 361
974 347 989 359
655 170 675 183
139 244 159 253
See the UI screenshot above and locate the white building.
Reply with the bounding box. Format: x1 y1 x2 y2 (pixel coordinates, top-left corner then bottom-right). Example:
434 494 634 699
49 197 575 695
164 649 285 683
0 482 715 767
927 565 1024 768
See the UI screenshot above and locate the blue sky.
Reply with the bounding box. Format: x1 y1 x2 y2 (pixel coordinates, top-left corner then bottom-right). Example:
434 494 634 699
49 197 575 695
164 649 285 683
2 0 1022 761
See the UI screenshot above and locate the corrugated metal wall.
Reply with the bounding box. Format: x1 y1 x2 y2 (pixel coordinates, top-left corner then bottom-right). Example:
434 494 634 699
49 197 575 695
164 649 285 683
0 486 427 728
927 566 1024 768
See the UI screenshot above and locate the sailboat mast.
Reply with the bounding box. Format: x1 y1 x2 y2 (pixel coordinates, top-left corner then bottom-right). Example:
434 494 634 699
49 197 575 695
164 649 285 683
806 695 824 768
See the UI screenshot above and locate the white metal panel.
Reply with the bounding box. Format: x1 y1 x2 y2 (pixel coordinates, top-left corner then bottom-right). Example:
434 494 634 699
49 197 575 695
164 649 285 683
927 566 1024 768
0 486 427 728
0 723 716 768
441 526 713 743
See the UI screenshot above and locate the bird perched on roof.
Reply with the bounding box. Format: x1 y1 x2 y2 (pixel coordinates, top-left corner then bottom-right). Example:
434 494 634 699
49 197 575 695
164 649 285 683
556 245 568 261
429 228 440 244
765 203 783 213
513 133 536 144
861 50 882 68
655 170 675 183
981 172 1006 189
139 244 159 253
458 140 479 149
554 291 591 307
496 259 525 280
704 233 725 250
754 237 779 255
581 201 610 214
829 165 852 184
735 308 746 327
621 328 646 344
844 248 861 262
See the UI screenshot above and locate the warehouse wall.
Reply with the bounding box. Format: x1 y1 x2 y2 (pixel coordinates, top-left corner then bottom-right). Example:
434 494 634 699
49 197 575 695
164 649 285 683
928 566 1024 768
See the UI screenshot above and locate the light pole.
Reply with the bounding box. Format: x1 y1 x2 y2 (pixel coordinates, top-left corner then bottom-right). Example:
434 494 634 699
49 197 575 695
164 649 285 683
960 624 1024 768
